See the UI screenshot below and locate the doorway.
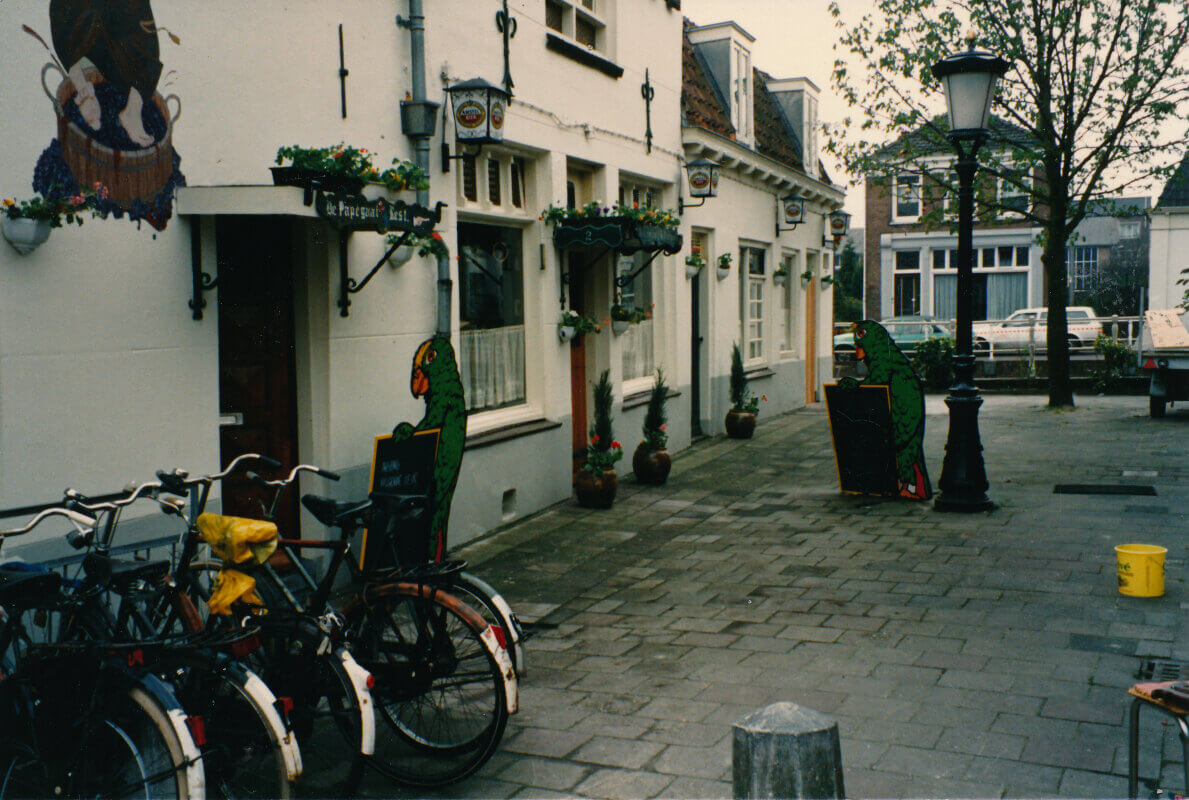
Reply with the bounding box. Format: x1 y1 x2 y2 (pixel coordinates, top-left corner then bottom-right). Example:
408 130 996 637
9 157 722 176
568 253 588 481
215 216 300 532
805 251 819 404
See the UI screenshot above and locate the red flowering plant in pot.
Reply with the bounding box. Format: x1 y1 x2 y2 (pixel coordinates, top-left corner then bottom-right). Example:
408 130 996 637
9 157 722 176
576 370 623 509
633 369 672 485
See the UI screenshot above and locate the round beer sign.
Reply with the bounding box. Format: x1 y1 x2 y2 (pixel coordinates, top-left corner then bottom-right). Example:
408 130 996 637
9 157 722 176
491 101 505 131
457 100 486 130
689 169 710 192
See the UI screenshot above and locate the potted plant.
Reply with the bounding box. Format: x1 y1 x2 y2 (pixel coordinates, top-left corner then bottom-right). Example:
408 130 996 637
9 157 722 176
726 342 763 439
800 267 815 286
2 187 101 254
684 245 706 279
773 266 790 287
633 369 671 485
558 310 601 342
716 252 732 280
576 370 623 508
541 200 681 229
274 144 429 194
609 302 649 335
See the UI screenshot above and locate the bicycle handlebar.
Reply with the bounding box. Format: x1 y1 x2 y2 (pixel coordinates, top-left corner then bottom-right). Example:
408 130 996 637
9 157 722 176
0 507 97 538
155 453 283 493
247 463 341 489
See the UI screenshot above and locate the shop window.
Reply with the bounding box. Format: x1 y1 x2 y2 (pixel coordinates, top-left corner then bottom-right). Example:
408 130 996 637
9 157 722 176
457 223 525 413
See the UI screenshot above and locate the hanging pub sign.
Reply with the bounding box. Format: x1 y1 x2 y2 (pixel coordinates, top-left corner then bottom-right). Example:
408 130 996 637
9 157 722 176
685 157 720 199
552 218 682 255
446 78 510 146
314 192 442 235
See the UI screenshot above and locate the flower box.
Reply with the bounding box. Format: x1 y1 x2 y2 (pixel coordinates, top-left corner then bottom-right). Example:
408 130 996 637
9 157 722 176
270 166 366 195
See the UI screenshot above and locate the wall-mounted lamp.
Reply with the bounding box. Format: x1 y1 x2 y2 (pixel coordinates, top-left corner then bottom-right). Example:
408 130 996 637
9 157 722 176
822 208 852 249
678 157 720 213
776 191 807 232
442 78 511 173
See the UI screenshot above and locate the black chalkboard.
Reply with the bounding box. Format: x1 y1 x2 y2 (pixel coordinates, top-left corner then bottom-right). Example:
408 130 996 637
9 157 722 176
361 428 440 571
824 384 899 496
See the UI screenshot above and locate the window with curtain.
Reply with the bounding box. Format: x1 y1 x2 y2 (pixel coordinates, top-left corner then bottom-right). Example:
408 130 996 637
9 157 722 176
457 222 525 412
741 246 765 361
893 174 920 221
619 251 655 381
933 272 1026 321
780 251 798 353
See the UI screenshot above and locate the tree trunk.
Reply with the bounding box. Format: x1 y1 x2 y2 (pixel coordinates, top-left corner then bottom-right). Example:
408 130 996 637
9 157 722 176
1043 212 1075 408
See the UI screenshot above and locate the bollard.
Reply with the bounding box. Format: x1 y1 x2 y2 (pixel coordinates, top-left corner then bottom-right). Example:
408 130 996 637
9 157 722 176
732 702 845 799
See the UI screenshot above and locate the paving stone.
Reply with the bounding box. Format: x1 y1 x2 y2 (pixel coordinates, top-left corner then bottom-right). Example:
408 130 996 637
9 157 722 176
651 743 731 779
574 768 674 799
571 736 666 769
495 755 591 791
503 726 594 759
658 776 732 798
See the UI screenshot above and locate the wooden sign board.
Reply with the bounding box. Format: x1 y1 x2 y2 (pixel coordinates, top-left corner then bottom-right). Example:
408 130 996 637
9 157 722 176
824 383 899 496
361 428 440 570
1145 309 1189 350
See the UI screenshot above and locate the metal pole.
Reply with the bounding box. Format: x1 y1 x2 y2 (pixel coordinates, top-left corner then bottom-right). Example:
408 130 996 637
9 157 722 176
935 135 992 512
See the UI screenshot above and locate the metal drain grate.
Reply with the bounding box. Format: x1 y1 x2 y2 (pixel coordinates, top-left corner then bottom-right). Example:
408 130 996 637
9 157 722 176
1136 658 1189 681
1054 484 1157 496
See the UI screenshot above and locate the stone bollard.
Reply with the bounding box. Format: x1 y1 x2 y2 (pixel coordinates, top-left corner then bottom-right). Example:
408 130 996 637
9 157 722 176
732 702 845 799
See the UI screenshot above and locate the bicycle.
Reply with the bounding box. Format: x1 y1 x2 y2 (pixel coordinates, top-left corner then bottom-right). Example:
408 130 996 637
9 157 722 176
0 506 206 799
195 462 517 787
59 473 302 799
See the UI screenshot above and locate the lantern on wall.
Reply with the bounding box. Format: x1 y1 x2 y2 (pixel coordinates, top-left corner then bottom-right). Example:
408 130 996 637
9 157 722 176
776 191 807 232
679 157 720 212
824 208 851 247
442 78 511 171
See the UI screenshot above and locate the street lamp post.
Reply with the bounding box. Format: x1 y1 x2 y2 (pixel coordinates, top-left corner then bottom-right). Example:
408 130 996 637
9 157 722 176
930 38 1009 513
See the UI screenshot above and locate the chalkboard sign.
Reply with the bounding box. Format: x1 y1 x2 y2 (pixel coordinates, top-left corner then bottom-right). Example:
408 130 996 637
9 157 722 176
361 428 440 570
824 384 899 496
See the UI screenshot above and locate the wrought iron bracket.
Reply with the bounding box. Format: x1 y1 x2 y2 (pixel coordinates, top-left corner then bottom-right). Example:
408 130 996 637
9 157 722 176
614 248 665 288
641 69 655 154
338 24 349 119
338 230 414 317
188 218 217 320
496 0 518 97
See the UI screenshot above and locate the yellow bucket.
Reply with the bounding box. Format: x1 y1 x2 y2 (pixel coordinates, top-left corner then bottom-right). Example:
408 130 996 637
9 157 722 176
1115 544 1167 597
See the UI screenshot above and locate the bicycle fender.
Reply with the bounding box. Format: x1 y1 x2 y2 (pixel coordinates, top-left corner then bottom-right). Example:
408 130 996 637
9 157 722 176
238 666 304 781
136 671 208 800
460 571 526 677
479 624 519 715
335 647 376 756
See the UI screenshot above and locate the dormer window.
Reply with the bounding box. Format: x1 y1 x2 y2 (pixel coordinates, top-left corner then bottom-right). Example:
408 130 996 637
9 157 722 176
732 44 753 145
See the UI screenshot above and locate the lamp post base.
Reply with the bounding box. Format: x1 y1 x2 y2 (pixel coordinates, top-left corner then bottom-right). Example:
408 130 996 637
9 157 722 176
934 385 993 513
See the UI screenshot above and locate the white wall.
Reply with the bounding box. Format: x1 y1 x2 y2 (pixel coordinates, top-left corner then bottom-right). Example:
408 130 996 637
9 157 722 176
1149 209 1189 310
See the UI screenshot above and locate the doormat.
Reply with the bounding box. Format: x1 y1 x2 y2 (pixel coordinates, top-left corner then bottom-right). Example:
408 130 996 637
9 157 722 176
1136 658 1189 681
1053 484 1157 496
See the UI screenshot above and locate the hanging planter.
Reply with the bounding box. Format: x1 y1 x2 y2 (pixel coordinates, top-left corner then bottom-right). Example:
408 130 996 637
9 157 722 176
558 325 577 342
2 217 52 254
773 271 789 287
611 320 630 336
685 246 706 280
558 310 601 342
716 252 732 281
686 264 702 279
800 268 815 287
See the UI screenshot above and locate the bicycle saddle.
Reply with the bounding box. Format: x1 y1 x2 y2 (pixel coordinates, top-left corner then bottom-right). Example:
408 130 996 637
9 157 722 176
301 494 372 528
0 566 63 609
82 553 170 591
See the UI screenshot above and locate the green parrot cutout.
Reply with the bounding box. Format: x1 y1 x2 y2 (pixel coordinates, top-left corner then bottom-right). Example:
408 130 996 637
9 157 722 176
837 320 932 500
391 336 466 561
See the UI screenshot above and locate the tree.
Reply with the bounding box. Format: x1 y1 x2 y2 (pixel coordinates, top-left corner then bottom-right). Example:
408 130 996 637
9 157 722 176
827 0 1189 407
1075 232 1149 318
833 238 865 322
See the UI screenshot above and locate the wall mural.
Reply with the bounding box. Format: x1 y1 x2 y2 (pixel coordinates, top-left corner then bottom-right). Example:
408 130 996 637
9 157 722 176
391 336 467 562
837 320 933 500
25 1 185 230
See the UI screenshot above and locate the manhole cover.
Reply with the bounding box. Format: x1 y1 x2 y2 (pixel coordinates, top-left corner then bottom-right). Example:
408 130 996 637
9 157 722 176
1137 658 1189 681
1054 484 1157 496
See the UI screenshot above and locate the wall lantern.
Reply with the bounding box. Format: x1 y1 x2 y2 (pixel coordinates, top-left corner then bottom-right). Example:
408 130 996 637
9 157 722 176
678 157 720 213
823 208 851 248
931 33 1010 137
442 78 511 172
776 191 807 232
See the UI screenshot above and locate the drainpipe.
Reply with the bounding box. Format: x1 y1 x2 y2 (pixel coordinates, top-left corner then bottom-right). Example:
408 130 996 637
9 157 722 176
400 0 451 339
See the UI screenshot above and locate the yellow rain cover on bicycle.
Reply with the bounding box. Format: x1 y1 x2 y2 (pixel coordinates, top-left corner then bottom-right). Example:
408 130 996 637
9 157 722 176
196 513 279 615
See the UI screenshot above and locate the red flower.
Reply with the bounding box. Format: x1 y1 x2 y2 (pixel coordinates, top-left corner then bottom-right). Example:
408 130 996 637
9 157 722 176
591 435 600 445
431 231 443 241
610 441 621 449
659 424 666 431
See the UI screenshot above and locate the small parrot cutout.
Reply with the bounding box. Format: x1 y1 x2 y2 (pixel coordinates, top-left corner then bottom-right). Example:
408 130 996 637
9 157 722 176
391 336 466 561
838 320 932 500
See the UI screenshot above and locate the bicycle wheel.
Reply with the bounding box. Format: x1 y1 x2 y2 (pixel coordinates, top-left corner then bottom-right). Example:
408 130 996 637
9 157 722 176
350 589 508 787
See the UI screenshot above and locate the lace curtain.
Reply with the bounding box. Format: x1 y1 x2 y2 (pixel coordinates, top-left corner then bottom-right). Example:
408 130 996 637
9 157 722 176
621 319 655 381
459 325 525 412
934 273 1027 321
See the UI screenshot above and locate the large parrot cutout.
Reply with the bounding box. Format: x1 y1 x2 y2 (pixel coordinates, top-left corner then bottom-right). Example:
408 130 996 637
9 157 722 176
838 320 932 500
391 336 466 561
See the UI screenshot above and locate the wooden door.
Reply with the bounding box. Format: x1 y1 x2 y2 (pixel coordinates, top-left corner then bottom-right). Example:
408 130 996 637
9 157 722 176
805 266 818 404
569 255 588 481
690 267 703 437
216 216 299 533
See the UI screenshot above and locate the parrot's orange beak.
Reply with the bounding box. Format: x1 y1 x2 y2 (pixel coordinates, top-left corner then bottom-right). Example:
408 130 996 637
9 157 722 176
855 345 866 361
411 368 429 398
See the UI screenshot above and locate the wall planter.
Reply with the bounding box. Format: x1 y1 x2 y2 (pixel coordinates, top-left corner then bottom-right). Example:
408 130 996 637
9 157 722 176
725 410 757 439
716 267 730 281
575 468 618 508
685 265 702 280
2 217 52 254
773 272 788 287
632 444 671 485
611 320 630 336
558 325 577 342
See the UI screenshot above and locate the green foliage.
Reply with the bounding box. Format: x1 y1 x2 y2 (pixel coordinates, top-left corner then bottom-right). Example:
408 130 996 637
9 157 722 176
717 253 733 270
585 370 622 473
2 186 104 228
1091 334 1135 393
387 231 449 259
1075 236 1147 317
559 310 601 337
540 201 680 228
729 344 760 414
911 335 955 390
275 144 429 192
642 370 668 450
834 293 864 323
610 302 650 323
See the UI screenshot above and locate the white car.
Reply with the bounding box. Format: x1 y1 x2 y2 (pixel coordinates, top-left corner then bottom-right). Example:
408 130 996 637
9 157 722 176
972 306 1103 352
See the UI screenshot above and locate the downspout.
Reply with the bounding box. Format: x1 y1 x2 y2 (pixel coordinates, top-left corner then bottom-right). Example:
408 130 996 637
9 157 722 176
402 0 452 339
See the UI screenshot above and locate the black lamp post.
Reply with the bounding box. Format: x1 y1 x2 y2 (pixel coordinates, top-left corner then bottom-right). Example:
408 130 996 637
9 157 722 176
930 37 1008 513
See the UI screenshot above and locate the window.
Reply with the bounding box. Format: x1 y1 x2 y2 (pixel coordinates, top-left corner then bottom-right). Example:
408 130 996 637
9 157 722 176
510 158 524 208
1068 245 1098 291
997 165 1030 217
458 153 531 212
893 174 920 221
732 45 753 144
544 0 610 56
933 272 1026 320
457 223 525 413
895 250 920 272
546 0 564 32
780 251 798 353
893 249 920 316
619 253 654 381
462 158 478 202
741 246 766 361
487 159 501 207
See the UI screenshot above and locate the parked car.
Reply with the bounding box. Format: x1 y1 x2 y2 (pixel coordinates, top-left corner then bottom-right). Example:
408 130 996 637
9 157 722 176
833 316 951 358
971 306 1102 352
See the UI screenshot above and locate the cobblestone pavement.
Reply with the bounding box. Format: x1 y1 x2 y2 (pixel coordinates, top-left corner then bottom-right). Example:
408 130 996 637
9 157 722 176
355 394 1189 799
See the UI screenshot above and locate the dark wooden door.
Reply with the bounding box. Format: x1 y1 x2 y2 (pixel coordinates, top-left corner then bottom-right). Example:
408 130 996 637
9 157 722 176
690 270 703 436
569 256 588 481
216 217 299 533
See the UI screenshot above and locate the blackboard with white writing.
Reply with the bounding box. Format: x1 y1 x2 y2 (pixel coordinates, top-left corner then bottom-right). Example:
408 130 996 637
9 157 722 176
824 384 899 496
369 428 440 495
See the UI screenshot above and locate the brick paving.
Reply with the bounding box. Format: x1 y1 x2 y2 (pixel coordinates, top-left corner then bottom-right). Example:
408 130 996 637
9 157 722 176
359 395 1189 799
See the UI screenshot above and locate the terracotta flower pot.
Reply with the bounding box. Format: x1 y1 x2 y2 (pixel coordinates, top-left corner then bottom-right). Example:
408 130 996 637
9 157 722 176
575 468 618 508
632 444 671 485
725 410 756 439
